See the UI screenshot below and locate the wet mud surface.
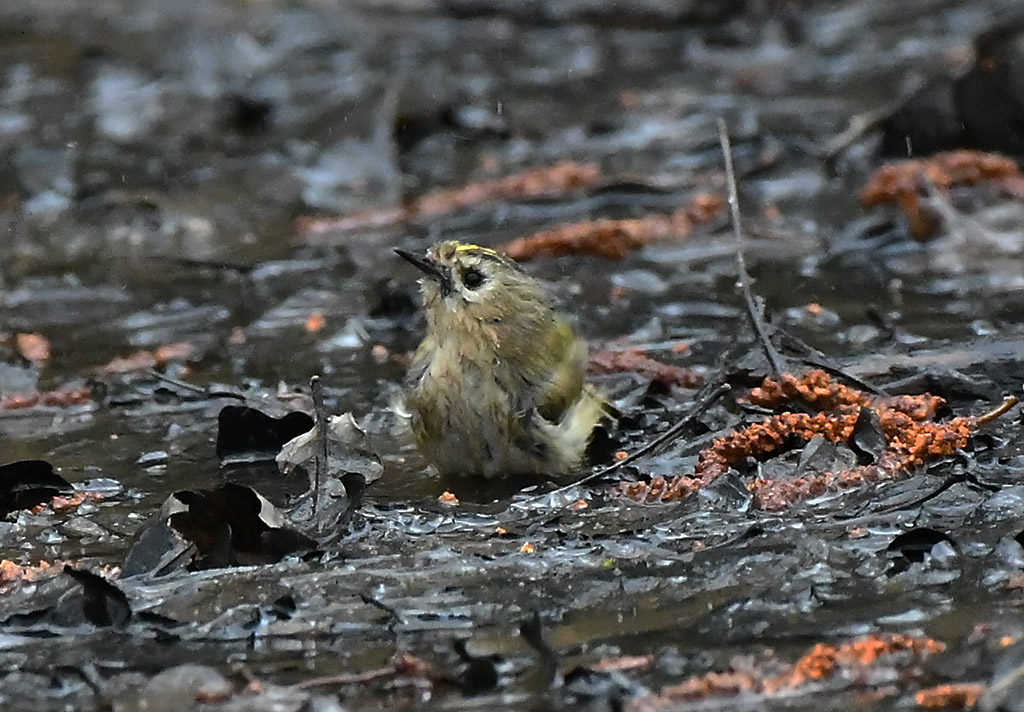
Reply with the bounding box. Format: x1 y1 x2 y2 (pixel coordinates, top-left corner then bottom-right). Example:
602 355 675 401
3 0 1024 710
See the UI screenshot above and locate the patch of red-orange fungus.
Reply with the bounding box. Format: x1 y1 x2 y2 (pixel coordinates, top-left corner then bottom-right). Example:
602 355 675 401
629 634 943 708
861 149 1024 239
619 370 1014 511
499 192 722 260
296 160 601 238
914 683 984 710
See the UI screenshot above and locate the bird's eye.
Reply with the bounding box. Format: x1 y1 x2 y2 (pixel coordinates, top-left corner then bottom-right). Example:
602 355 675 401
462 267 486 290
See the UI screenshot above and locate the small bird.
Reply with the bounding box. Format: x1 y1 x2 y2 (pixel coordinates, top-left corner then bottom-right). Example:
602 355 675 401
395 241 606 477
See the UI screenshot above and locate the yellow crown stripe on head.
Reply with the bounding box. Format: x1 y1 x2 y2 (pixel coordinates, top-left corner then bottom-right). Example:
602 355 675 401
454 243 501 257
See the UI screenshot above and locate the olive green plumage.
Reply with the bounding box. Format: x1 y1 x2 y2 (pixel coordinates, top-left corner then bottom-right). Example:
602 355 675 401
396 241 606 477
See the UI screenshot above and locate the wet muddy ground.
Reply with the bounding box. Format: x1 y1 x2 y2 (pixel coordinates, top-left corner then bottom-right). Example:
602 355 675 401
3 0 1024 710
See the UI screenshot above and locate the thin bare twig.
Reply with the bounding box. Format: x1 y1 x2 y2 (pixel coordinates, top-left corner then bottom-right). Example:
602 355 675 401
819 100 902 164
717 118 786 378
774 331 889 396
594 382 731 479
293 664 401 689
310 375 328 515
146 368 225 397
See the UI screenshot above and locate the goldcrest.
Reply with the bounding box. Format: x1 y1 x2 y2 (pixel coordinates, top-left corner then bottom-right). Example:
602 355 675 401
395 241 606 477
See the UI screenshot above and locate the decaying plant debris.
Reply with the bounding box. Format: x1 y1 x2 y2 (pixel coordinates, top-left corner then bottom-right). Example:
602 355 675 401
296 160 602 240
499 192 723 260
3 1 1024 711
861 150 1024 238
619 369 1016 510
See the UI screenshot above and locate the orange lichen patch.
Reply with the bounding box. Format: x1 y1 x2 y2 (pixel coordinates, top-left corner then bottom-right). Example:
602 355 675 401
96 343 194 374
763 635 943 693
590 349 703 387
96 351 156 373
620 370 998 511
192 686 233 704
655 671 759 701
501 214 666 260
1005 572 1024 590
631 635 942 709
413 160 600 218
790 642 837 681
860 150 1024 239
305 311 325 333
15 332 50 364
296 161 599 238
520 542 535 553
294 208 405 237
590 654 653 673
819 635 938 672
153 342 194 364
0 560 58 592
747 369 942 417
499 192 722 260
438 490 459 505
914 683 984 710
392 650 446 681
43 491 105 513
0 386 92 410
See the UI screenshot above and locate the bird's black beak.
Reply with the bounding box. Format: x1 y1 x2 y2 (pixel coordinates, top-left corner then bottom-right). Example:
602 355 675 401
395 248 452 295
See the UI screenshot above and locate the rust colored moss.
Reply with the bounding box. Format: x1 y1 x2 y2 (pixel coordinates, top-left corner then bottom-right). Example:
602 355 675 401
861 150 1024 239
630 634 943 709
589 348 703 387
914 683 984 710
621 370 986 510
499 192 722 260
296 161 600 238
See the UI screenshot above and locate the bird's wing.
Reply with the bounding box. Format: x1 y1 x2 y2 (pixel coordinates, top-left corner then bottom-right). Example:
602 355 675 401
531 318 587 423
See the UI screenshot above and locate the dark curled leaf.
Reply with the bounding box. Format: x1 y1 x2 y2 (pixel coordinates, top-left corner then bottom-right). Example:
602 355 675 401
63 566 132 627
886 527 956 574
268 594 297 619
206 483 298 550
259 527 319 560
216 405 314 465
181 484 316 567
0 460 73 518
335 472 367 529
126 482 318 576
563 665 639 703
453 639 501 694
887 527 955 561
850 406 886 465
794 436 857 478
122 518 195 578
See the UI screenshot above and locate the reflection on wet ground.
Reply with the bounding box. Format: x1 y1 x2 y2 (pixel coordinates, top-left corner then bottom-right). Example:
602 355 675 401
2 0 1024 709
